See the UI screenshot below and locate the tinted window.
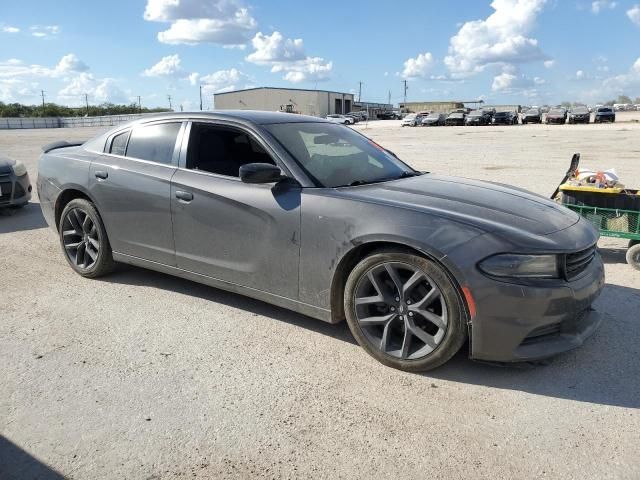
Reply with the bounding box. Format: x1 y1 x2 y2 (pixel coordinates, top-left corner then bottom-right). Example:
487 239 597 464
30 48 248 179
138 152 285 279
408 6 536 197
109 131 129 155
125 123 182 165
186 124 275 177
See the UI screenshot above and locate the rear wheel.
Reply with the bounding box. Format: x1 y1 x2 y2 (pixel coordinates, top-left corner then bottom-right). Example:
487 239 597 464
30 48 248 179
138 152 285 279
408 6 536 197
344 251 466 372
59 198 115 278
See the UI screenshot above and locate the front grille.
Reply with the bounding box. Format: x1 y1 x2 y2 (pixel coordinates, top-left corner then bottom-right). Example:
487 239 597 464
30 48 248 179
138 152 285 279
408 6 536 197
521 323 561 345
0 181 12 201
564 245 597 280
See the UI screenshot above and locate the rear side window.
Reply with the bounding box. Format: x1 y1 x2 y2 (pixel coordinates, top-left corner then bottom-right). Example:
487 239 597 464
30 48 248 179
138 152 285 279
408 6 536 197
125 123 182 165
109 131 129 156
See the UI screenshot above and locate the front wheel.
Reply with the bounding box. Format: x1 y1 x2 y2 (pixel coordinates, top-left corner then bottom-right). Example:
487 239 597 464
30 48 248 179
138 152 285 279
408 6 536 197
59 198 116 278
344 251 466 372
627 242 640 271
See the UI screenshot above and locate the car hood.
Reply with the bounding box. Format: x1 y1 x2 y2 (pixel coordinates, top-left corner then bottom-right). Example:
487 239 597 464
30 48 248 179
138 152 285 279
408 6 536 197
336 174 580 236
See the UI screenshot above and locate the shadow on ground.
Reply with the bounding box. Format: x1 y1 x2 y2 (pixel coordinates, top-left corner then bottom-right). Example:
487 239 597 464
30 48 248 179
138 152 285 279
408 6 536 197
103 265 640 409
0 203 47 234
0 436 65 480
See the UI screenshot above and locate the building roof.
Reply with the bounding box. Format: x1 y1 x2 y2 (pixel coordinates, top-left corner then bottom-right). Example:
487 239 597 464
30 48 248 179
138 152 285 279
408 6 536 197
213 86 354 97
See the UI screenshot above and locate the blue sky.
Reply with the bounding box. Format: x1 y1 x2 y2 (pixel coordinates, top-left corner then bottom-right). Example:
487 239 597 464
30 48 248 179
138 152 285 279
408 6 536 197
1 0 639 109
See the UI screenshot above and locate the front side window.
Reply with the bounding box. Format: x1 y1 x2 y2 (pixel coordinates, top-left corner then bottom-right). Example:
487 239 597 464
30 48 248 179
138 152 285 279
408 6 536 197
265 122 414 188
186 123 276 177
125 122 182 165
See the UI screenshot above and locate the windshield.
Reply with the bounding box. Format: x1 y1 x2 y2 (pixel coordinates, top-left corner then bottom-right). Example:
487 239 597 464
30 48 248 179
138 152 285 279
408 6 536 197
449 113 464 118
469 111 482 117
404 114 416 120
264 122 416 188
526 109 539 115
548 109 564 115
598 107 612 112
426 113 440 119
572 107 588 114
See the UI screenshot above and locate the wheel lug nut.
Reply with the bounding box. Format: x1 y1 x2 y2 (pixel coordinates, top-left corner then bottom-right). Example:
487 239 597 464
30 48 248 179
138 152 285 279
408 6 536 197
390 306 396 312
395 297 400 302
399 315 404 320
409 312 414 317
406 300 411 305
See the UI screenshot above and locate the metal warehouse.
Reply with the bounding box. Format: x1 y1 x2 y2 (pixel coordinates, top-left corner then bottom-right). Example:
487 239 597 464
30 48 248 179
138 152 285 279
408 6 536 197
214 87 356 117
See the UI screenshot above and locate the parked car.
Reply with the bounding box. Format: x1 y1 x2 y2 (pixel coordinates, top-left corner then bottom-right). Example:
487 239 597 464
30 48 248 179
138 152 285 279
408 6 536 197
377 111 400 120
568 107 590 124
445 112 466 126
348 111 368 121
326 114 353 125
594 107 616 123
421 112 447 126
38 111 605 371
401 113 423 127
344 114 359 124
492 111 519 125
0 155 31 213
465 109 493 126
521 108 542 124
546 108 568 125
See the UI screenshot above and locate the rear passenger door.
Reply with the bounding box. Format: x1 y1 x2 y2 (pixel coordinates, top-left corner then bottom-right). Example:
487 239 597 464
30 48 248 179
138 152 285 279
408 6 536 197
89 121 185 266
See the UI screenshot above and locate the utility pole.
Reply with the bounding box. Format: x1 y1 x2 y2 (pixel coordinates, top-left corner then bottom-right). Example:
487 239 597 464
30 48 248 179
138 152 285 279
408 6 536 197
84 93 89 116
167 94 172 110
388 90 391 106
40 90 46 109
212 94 215 111
199 85 203 111
358 81 363 103
402 80 408 107
137 96 142 113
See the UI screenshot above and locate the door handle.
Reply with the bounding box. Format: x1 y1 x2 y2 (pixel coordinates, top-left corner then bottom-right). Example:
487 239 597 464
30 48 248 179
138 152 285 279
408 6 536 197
175 190 194 202
94 170 108 179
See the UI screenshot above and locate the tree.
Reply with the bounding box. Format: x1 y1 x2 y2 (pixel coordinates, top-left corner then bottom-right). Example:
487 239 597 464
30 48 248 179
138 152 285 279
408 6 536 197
616 95 632 104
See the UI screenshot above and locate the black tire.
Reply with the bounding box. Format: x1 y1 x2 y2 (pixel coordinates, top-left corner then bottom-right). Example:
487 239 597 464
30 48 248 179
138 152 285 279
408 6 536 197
344 250 466 372
628 242 640 271
59 198 116 278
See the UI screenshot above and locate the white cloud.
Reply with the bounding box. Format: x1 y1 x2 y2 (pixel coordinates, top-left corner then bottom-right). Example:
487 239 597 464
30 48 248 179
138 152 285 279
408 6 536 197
444 0 548 77
142 54 182 77
543 59 555 68
591 1 617 14
30 25 59 38
58 73 129 105
491 66 543 92
188 72 200 85
576 70 586 80
246 31 332 83
581 57 640 100
2 26 20 33
200 68 250 93
492 71 517 91
55 54 89 74
627 5 640 26
246 31 304 63
144 0 257 46
401 52 434 79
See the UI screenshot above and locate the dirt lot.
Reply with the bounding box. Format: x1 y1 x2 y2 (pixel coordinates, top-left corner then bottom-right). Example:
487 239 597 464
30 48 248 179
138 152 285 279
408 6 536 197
1 118 639 479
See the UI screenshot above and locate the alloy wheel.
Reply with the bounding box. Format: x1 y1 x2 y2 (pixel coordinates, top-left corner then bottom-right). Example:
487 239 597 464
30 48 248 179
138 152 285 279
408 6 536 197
61 208 100 269
353 262 448 360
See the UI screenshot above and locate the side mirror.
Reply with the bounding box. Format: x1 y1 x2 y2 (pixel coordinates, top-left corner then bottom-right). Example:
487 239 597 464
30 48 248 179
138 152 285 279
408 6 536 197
239 163 284 184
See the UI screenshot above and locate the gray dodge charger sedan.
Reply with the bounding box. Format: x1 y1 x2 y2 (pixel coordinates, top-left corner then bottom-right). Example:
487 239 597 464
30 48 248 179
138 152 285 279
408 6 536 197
37 111 605 371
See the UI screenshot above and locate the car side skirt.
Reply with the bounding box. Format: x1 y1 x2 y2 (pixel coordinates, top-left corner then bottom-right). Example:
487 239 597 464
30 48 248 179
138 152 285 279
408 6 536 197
113 252 334 323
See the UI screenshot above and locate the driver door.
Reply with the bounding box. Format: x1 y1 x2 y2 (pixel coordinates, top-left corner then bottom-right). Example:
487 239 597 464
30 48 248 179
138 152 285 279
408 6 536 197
170 121 301 298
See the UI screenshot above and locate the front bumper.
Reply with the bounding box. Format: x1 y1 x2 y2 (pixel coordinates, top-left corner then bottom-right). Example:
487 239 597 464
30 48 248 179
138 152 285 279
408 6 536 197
468 253 605 362
0 172 31 207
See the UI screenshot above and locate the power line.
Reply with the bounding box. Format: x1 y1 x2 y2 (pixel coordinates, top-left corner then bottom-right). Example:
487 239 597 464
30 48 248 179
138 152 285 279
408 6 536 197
84 93 89 115
167 94 172 110
358 81 363 103
199 85 203 111
137 96 142 113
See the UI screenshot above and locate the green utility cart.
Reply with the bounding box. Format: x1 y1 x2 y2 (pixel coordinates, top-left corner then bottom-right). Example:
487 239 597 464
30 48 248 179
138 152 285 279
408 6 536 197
552 154 640 270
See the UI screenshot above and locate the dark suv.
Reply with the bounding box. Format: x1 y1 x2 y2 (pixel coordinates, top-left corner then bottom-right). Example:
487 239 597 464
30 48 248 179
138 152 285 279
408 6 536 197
594 107 615 123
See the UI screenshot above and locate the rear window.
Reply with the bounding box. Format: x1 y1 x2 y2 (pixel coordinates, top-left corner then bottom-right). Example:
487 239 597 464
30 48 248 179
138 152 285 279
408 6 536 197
598 108 612 113
125 123 182 165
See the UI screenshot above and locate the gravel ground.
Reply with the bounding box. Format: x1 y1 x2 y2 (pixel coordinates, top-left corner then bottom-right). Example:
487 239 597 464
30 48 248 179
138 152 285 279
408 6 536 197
1 117 639 479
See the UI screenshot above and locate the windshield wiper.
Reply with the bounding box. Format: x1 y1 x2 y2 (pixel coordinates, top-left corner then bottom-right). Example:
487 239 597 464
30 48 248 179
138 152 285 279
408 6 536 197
396 171 422 179
345 171 421 187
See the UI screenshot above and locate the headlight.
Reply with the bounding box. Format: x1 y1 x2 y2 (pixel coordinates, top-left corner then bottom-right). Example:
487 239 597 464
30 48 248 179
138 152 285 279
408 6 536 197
479 254 560 278
12 160 27 177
